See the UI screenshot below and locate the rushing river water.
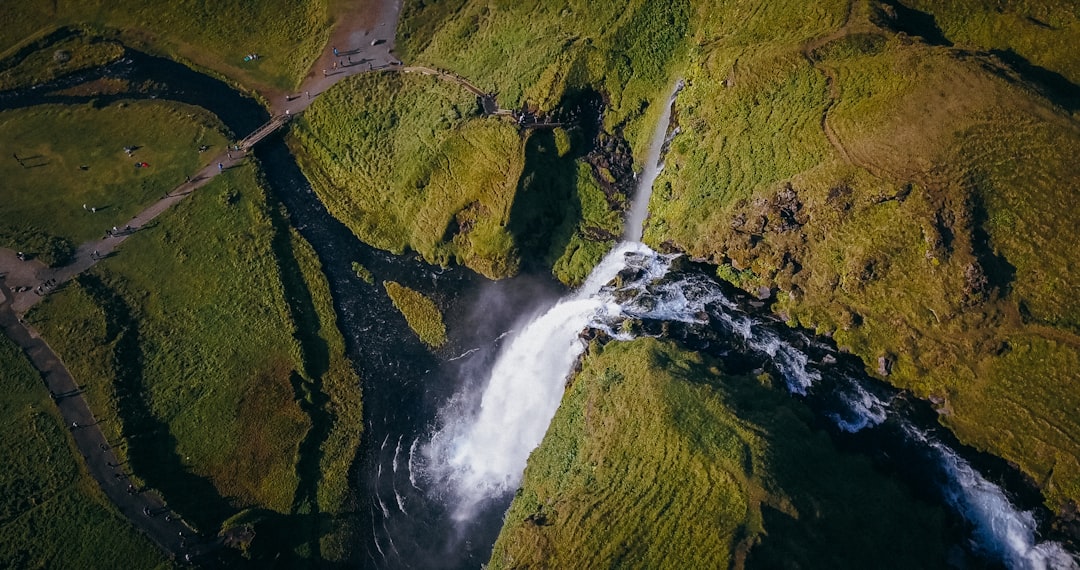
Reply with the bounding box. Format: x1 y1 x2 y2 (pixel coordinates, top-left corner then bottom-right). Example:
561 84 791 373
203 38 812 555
4 56 1077 569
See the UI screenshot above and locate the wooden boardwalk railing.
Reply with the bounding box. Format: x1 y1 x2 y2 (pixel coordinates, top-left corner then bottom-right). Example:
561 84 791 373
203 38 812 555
238 114 292 150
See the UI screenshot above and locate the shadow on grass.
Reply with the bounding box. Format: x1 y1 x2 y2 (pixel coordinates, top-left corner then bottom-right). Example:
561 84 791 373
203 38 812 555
878 1 952 46
215 508 352 568
660 337 956 568
969 190 1016 297
507 129 582 273
265 196 335 562
77 274 236 533
988 48 1080 113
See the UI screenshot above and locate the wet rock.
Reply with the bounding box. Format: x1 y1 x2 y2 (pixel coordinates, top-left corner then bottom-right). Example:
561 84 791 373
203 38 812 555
877 355 893 376
821 354 837 365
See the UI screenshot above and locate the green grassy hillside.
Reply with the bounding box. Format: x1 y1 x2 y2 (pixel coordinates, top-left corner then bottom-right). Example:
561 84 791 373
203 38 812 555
0 0 331 92
641 0 1080 515
295 0 698 282
26 162 361 564
291 72 526 279
0 101 227 266
394 0 1080 523
491 338 947 569
0 335 169 569
897 0 1080 86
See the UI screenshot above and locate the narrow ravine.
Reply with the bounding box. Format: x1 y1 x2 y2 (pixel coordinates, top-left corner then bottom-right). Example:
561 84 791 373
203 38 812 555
415 83 1079 569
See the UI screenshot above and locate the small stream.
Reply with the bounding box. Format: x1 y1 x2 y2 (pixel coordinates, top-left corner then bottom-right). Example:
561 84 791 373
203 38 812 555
3 51 1077 569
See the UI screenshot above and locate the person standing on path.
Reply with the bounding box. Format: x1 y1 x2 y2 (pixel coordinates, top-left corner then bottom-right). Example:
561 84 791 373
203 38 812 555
218 162 223 172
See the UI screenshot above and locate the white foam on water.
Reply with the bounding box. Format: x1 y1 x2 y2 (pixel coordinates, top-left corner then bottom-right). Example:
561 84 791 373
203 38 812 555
828 377 889 433
394 486 407 515
408 437 422 491
392 435 402 473
432 296 622 519
371 519 386 560
906 425 1078 569
375 494 390 519
448 347 480 361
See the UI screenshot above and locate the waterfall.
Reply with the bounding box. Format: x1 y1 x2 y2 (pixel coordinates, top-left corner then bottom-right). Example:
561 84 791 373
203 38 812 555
429 243 650 519
422 81 1078 568
905 426 1079 570
623 80 683 242
428 81 684 518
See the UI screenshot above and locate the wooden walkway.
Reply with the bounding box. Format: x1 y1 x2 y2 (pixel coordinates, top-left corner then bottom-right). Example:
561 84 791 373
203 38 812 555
234 63 555 152
238 113 292 150
401 65 508 115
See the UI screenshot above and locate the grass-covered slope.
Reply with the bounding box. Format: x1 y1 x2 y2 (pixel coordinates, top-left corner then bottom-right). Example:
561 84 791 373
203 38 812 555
896 0 1080 87
0 335 168 569
641 1 1080 514
400 0 690 145
291 72 526 279
27 162 361 564
490 338 946 569
0 0 330 91
0 101 227 265
297 0 696 282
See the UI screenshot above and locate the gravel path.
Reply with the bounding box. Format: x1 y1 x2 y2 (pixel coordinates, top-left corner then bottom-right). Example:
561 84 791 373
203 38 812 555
0 0 407 564
0 281 218 563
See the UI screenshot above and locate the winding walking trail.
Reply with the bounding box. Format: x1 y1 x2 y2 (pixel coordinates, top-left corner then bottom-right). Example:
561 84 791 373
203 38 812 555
0 282 216 561
0 0 414 564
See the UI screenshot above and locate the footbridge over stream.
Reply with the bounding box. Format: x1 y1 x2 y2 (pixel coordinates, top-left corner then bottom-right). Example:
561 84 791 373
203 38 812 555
238 113 292 150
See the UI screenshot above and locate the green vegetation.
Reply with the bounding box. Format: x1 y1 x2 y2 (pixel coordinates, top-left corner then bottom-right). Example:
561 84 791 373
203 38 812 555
491 338 947 568
0 1 331 91
0 100 227 265
298 0 698 283
897 0 1080 86
0 334 168 569
511 131 624 286
27 162 361 564
0 30 124 91
637 0 1080 515
291 72 525 279
351 261 374 284
384 281 447 348
399 0 690 150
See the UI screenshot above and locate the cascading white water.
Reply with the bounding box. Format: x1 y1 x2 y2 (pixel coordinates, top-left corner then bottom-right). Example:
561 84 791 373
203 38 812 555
905 426 1079 570
430 82 684 519
430 243 668 519
623 80 683 242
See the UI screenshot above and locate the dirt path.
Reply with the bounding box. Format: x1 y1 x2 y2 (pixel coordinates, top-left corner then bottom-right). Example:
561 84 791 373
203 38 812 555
0 0 407 563
1 0 412 317
2 151 247 316
801 0 859 169
0 282 218 563
274 0 405 116
800 0 912 184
